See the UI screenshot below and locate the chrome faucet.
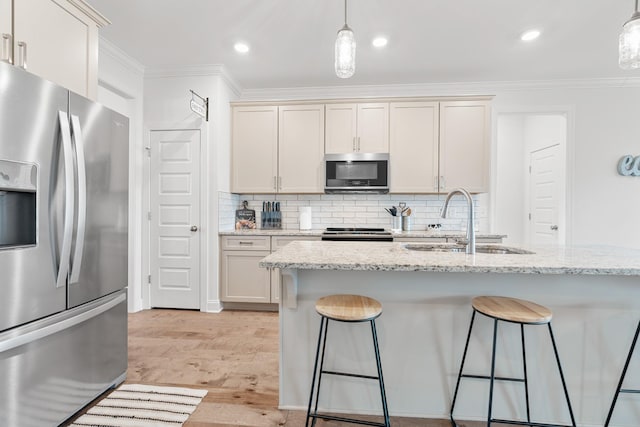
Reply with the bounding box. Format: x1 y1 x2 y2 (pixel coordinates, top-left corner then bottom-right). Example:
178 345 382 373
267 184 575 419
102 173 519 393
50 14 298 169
440 188 476 254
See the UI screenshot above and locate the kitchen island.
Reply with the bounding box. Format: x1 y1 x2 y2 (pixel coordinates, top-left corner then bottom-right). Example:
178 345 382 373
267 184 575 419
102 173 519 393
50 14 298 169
260 241 640 426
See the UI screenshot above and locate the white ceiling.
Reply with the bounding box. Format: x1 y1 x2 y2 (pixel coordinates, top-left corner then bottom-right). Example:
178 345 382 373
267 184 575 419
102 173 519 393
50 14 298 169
86 0 639 90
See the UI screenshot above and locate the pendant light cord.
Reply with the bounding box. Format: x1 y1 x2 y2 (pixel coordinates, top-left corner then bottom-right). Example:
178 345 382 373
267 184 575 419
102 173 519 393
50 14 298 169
344 0 348 26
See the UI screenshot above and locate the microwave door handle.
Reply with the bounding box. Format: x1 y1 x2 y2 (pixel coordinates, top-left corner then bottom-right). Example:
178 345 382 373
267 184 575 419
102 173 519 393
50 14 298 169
69 115 87 284
56 111 74 289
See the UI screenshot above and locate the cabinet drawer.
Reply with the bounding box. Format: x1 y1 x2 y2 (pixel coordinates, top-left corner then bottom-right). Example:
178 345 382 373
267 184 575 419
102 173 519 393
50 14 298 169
272 236 320 251
221 236 271 251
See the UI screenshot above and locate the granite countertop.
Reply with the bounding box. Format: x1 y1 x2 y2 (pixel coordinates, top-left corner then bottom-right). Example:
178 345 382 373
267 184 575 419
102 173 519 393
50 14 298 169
219 229 506 240
259 241 640 275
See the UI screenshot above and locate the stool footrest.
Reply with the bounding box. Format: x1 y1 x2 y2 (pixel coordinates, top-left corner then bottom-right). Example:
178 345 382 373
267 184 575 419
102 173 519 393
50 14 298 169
322 369 379 381
309 413 387 427
462 373 525 383
620 388 640 394
492 419 574 427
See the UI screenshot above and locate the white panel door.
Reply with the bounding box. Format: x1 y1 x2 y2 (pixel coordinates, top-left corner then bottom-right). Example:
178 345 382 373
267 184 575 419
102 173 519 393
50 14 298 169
390 102 439 192
150 130 201 309
325 103 357 153
357 103 389 153
529 144 561 245
278 104 325 193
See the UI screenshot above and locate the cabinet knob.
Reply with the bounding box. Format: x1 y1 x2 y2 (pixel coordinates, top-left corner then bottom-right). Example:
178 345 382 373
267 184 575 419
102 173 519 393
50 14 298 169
550 225 558 231
190 225 198 232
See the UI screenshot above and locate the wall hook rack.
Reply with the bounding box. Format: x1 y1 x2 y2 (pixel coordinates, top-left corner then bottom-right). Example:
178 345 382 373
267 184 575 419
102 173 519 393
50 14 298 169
189 90 209 121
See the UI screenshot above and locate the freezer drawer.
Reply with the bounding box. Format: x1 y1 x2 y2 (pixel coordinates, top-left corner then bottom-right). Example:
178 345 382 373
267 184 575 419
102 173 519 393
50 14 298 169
0 290 127 427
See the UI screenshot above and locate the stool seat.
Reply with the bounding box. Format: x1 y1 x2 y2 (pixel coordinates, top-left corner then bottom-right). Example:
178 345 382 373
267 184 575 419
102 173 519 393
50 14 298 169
472 296 553 324
316 294 383 321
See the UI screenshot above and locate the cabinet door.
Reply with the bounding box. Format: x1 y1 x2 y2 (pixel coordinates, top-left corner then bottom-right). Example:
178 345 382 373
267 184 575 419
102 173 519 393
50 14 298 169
0 0 10 62
232 106 278 193
390 102 439 193
325 103 357 153
357 103 389 153
13 0 98 98
221 250 271 303
439 100 491 193
278 105 325 193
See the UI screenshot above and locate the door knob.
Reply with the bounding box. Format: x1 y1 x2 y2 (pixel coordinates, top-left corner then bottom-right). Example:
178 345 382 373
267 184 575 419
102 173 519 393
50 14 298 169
550 225 558 231
190 226 198 232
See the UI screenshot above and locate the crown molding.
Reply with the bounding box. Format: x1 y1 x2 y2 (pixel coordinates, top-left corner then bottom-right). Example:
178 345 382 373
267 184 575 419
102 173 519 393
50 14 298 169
99 36 145 76
145 65 242 97
66 0 111 27
238 77 640 101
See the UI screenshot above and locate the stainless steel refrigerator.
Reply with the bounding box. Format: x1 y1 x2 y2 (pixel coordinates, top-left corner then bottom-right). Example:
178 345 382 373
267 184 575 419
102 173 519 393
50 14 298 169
0 62 128 426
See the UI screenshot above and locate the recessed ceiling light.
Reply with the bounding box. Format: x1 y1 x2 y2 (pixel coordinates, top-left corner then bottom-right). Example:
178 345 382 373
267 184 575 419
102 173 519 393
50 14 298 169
234 42 250 53
520 30 541 42
372 37 388 48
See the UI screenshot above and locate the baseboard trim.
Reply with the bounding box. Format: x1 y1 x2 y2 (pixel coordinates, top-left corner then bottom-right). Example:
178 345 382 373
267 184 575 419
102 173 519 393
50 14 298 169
205 300 223 313
221 302 279 312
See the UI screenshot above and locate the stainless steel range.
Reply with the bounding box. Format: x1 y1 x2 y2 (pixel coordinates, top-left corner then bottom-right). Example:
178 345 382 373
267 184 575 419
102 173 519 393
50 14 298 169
321 227 393 242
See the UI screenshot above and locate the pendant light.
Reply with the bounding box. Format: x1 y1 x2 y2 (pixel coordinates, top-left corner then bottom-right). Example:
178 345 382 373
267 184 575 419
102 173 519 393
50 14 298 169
335 0 356 78
619 0 640 69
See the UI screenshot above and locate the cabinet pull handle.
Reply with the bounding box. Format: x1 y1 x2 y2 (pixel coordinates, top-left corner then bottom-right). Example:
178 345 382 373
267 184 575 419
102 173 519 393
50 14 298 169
352 137 356 151
273 176 277 190
278 176 282 190
440 175 445 190
357 137 361 151
1 34 12 64
239 241 254 245
16 41 27 69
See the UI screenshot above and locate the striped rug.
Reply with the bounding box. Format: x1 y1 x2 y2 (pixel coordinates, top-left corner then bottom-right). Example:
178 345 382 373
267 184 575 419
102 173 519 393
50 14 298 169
70 384 207 427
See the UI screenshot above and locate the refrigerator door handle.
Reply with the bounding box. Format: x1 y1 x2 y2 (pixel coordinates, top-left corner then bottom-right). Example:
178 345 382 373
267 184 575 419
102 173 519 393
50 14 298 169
70 115 87 284
57 111 75 289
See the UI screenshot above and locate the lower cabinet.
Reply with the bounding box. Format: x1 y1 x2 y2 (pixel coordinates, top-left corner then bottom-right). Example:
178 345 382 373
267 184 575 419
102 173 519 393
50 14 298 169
220 235 320 305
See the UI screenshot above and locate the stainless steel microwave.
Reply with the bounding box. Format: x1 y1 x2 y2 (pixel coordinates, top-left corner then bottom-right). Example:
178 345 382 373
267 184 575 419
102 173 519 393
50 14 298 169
324 153 389 193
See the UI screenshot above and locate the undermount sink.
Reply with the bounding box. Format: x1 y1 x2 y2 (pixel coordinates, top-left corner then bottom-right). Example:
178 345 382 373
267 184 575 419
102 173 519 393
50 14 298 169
403 243 534 255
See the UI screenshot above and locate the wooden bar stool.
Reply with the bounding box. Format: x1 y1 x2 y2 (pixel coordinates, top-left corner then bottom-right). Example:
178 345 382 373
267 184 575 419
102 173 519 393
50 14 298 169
450 296 576 427
306 294 390 427
604 318 640 427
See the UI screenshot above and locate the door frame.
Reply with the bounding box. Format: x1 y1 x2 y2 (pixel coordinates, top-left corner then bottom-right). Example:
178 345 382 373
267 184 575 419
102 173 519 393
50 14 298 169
143 122 210 311
491 105 575 245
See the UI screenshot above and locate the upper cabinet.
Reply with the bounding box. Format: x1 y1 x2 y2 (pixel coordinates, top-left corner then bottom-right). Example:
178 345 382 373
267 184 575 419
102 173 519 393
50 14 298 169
390 102 439 193
390 99 491 193
232 106 279 194
325 103 389 153
278 104 325 193
438 100 491 193
231 104 325 194
2 0 108 100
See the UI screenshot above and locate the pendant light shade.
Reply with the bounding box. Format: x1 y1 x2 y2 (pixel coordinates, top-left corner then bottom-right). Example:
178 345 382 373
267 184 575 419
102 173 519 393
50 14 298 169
619 0 640 69
335 0 355 78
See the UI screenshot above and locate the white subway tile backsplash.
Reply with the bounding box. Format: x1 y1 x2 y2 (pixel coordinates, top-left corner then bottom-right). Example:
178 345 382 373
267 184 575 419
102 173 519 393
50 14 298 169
219 192 488 233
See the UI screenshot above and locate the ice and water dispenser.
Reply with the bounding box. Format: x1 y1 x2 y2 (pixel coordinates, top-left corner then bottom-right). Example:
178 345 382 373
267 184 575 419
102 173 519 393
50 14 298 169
0 160 36 249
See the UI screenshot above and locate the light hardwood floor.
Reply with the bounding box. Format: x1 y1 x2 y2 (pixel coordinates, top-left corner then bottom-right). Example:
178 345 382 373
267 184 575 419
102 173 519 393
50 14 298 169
68 309 481 426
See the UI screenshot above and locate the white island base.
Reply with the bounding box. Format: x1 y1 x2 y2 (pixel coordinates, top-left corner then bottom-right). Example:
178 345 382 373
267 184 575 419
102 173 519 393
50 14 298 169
278 269 640 427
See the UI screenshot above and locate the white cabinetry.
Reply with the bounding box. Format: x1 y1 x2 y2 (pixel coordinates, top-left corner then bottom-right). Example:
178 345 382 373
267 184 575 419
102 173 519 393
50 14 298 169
220 235 321 305
439 100 491 193
3 0 108 99
278 105 325 193
231 104 325 193
390 99 491 193
390 102 439 193
325 103 389 153
221 236 272 303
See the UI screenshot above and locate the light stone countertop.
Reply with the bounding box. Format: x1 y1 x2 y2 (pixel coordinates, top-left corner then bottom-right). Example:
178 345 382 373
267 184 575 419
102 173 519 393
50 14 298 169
259 241 640 275
219 229 507 240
